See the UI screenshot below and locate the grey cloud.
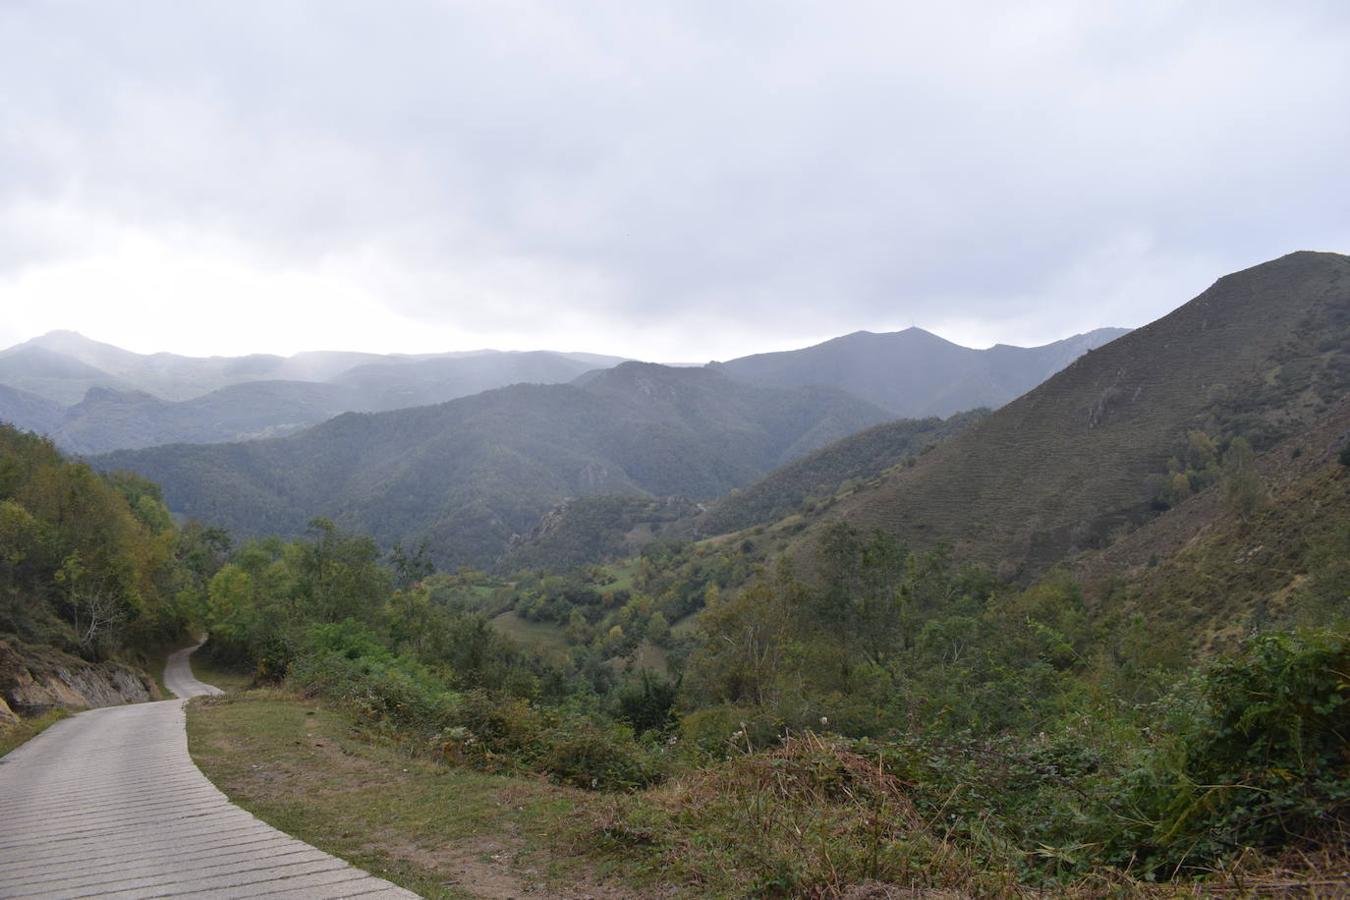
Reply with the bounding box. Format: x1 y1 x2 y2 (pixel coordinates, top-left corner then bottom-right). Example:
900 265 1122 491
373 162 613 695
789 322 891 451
1 1 1347 351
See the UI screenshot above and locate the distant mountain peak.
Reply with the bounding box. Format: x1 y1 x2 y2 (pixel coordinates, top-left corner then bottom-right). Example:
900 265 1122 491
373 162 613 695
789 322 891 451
712 324 1127 417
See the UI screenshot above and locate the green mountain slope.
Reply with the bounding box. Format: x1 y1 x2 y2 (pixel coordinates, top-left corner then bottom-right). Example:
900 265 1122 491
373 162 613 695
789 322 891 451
500 495 703 572
712 326 1128 417
791 251 1350 579
699 409 986 536
95 364 890 567
1071 395 1350 649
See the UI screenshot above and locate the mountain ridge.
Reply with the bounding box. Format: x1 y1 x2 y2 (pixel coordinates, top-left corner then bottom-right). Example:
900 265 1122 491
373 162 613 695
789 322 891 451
93 364 892 567
711 326 1129 416
787 250 1350 579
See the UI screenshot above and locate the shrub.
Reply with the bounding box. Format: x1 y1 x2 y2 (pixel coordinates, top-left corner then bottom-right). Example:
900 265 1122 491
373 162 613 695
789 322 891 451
447 689 548 763
1110 629 1350 874
680 704 788 757
541 718 662 790
289 623 457 732
614 670 679 734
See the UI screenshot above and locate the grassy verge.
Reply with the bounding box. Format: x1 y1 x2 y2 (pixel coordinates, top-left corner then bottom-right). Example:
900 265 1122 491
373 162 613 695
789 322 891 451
186 691 649 899
187 691 1337 899
0 709 70 758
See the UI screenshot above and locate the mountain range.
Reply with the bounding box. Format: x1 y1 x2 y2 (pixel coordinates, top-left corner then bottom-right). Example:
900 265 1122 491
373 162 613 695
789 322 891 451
713 326 1128 416
0 326 1123 454
93 364 892 566
0 330 627 404
0 335 625 453
5 252 1342 594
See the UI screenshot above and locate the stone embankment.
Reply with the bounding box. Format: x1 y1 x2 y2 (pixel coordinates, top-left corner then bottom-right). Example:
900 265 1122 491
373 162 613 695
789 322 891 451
0 638 159 721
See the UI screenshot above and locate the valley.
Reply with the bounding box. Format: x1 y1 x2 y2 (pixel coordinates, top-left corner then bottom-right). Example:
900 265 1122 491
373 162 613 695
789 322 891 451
2 251 1347 897
5 7 1347 896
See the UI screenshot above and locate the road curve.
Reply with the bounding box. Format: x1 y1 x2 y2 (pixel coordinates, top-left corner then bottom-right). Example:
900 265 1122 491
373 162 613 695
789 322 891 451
164 642 224 700
0 646 418 899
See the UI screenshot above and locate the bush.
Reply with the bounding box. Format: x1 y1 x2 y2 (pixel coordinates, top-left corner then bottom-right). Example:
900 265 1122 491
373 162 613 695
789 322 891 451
541 718 662 790
614 670 679 734
1110 629 1350 874
289 623 457 732
443 688 663 789
447 689 548 762
680 704 788 757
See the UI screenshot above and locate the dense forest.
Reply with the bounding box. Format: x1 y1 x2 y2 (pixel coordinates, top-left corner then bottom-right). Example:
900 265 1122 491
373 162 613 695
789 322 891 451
0 424 207 661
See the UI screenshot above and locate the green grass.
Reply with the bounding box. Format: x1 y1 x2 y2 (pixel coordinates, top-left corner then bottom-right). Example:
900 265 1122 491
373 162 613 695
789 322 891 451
669 612 699 638
186 691 640 899
490 611 570 654
0 709 70 758
601 560 639 594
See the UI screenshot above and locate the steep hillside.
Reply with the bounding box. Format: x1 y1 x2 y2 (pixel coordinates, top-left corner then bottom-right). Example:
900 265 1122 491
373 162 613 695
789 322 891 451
712 326 1127 416
699 409 986 535
500 495 702 572
793 251 1350 578
1070 395 1350 650
96 364 890 566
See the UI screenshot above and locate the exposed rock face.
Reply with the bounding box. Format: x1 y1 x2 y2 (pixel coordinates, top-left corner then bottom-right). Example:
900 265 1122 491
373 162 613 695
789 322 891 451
0 639 159 717
0 694 17 727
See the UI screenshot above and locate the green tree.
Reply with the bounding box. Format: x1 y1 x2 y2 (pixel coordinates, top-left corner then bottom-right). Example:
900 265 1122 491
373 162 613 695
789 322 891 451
296 518 389 623
647 610 671 646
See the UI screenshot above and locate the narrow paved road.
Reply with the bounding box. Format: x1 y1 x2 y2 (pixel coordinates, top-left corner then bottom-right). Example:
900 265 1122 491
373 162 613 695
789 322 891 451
0 647 418 899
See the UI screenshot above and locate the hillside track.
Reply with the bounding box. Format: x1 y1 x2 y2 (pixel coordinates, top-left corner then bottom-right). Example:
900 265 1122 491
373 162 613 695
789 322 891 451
0 647 417 899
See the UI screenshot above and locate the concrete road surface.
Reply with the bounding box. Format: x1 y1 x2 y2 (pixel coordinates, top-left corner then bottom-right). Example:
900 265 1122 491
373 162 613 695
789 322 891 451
0 646 419 899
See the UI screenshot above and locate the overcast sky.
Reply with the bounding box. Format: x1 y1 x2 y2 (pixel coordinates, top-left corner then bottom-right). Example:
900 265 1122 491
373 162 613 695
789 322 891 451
1 2 1347 361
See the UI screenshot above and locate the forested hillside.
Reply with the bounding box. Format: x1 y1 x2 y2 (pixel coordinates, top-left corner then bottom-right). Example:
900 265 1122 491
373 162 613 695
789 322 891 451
698 409 986 535
96 364 890 567
0 425 199 657
0 425 223 723
31 382 359 454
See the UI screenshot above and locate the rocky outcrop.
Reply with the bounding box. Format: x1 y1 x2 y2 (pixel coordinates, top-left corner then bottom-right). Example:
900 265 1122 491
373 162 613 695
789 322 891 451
0 639 160 717
0 693 17 727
